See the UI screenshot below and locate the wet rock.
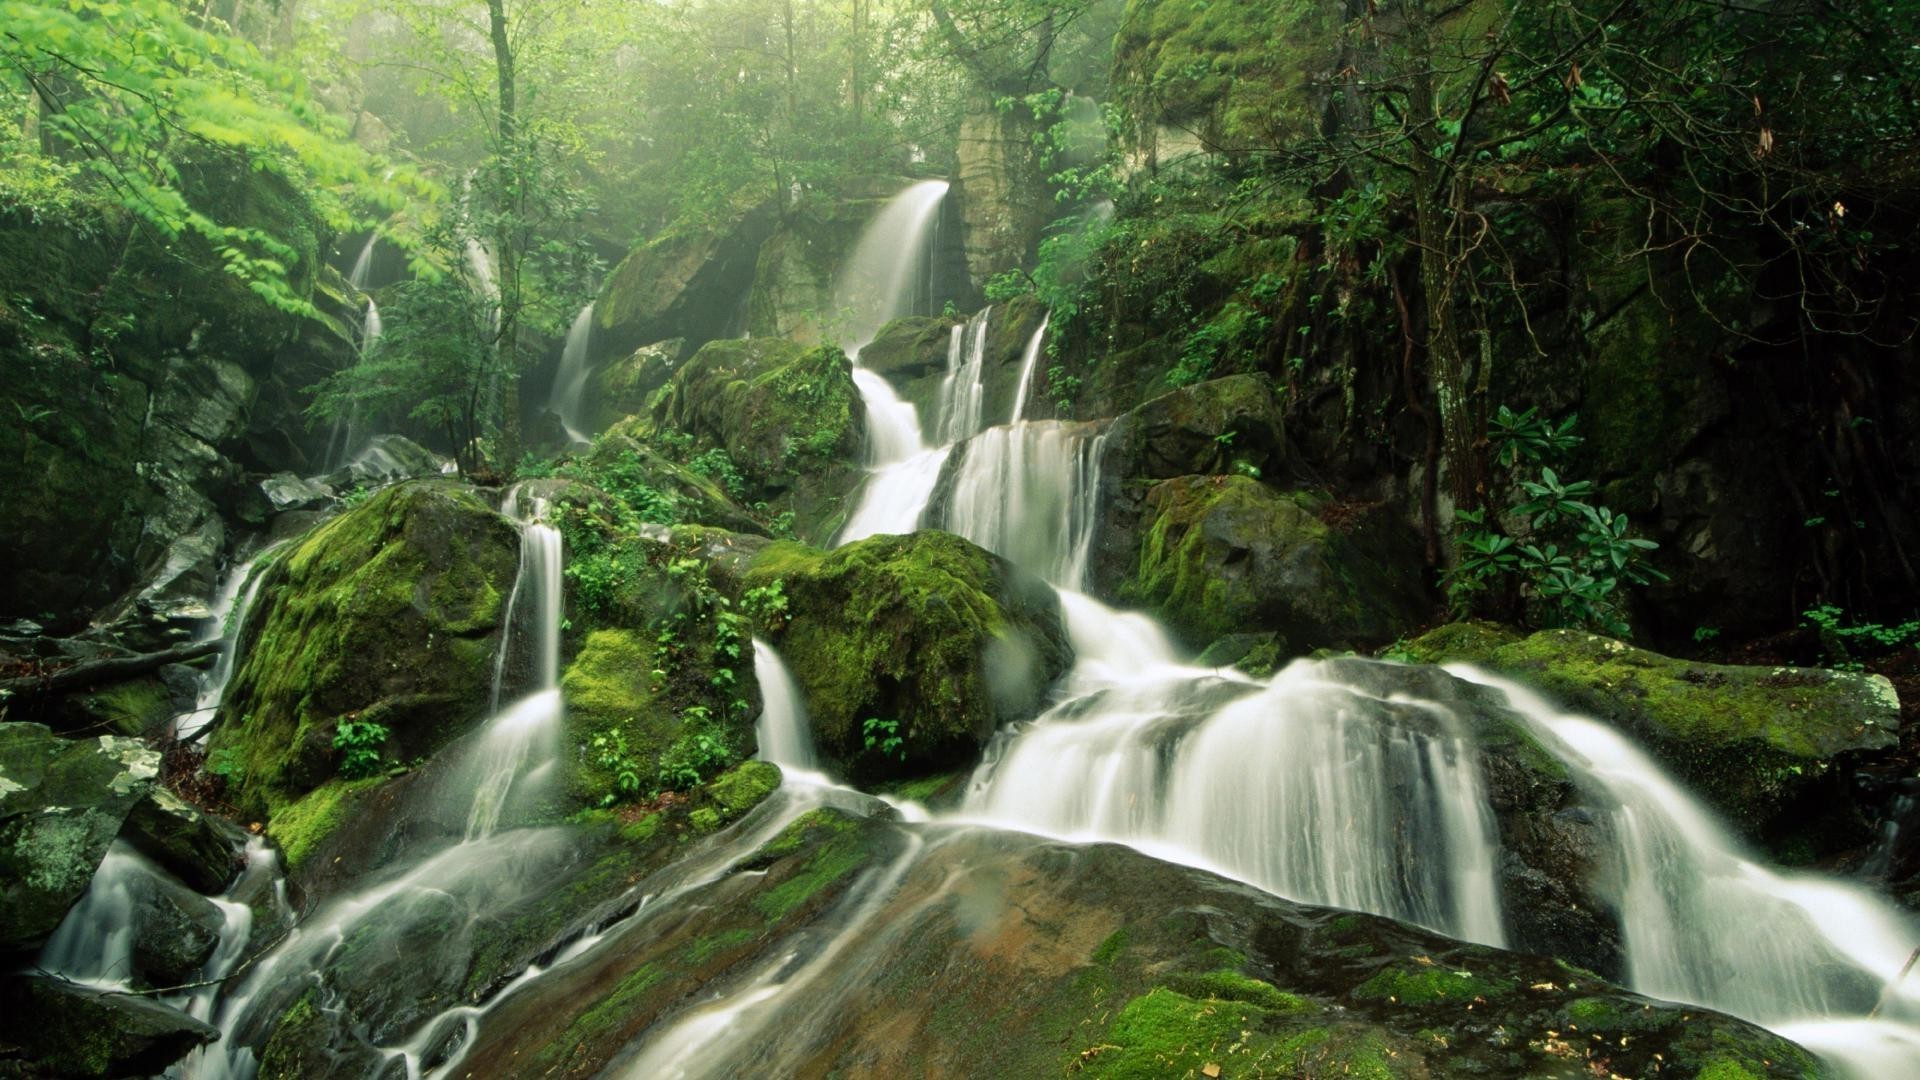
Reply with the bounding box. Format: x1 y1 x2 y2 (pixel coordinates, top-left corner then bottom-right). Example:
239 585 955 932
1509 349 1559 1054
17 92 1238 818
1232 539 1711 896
259 472 334 513
448 812 1827 1079
128 864 227 985
746 532 1071 781
597 200 775 353
1106 475 1432 654
585 338 685 432
1099 373 1287 483
0 725 160 954
211 481 520 817
120 786 239 894
0 974 218 1077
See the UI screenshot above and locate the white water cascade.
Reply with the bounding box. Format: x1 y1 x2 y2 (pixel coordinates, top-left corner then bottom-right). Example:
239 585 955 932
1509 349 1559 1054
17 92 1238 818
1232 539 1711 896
753 638 819 773
348 233 378 292
1450 666 1920 1075
549 302 597 445
835 180 962 543
173 544 285 742
1007 313 1048 424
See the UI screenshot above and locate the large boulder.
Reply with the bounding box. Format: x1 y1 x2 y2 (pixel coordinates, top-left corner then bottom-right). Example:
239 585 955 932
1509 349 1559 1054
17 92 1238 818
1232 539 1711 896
954 106 1051 287
745 532 1071 781
1106 475 1432 654
0 975 218 1077
635 338 865 541
211 481 521 817
444 810 1830 1079
0 724 160 954
595 200 774 354
1402 624 1902 850
1099 373 1287 483
585 338 685 433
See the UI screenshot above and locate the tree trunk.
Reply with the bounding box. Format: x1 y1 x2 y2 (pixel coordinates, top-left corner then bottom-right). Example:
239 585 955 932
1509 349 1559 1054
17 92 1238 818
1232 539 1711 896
486 0 523 464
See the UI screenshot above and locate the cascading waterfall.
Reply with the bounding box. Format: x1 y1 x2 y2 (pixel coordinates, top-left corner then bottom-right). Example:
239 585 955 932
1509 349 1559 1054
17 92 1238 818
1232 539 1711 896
1007 313 1048 424
174 544 285 742
184 497 571 1080
752 638 819 772
1450 666 1920 1076
836 180 962 543
348 233 377 292
37 842 146 989
932 308 991 445
549 302 596 445
941 420 1103 587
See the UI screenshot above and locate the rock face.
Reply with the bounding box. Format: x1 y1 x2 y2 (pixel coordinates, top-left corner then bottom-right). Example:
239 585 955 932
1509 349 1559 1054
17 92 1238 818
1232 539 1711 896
595 201 775 353
1401 624 1902 852
0 724 161 954
1099 373 1287 483
746 533 1071 781
212 482 520 816
446 810 1829 1079
636 337 865 541
1108 476 1431 654
0 163 351 628
585 338 685 433
954 106 1050 287
0 975 219 1077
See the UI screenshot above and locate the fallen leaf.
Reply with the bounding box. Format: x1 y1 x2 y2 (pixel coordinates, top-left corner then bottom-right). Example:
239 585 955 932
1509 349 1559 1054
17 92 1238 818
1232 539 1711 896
1202 1065 1222 1078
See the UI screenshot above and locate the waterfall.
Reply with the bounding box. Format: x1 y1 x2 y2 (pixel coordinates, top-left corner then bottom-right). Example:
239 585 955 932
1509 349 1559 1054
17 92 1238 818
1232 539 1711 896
1007 314 1048 424
174 544 284 742
932 308 991 445
37 842 146 989
549 302 596 445
831 179 949 355
1450 667 1920 1074
348 233 377 291
490 489 564 708
941 421 1103 588
753 639 818 772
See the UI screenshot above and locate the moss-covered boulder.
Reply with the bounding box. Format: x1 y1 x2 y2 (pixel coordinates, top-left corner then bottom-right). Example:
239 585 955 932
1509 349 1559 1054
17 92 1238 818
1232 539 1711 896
636 337 864 541
585 338 685 433
558 436 769 537
211 482 520 817
1111 475 1432 654
1112 0 1347 168
0 724 161 953
745 532 1071 781
1404 624 1902 847
0 975 218 1077
595 200 774 353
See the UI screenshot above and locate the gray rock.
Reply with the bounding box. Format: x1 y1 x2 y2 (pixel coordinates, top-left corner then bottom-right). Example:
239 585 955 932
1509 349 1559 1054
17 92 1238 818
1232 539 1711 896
0 974 219 1076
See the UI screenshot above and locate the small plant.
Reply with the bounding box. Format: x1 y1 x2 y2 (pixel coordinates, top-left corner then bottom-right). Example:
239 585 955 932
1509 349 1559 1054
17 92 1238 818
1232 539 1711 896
656 707 736 791
741 579 789 631
590 729 645 805
333 718 390 780
1443 407 1664 635
862 716 905 761
1692 625 1721 644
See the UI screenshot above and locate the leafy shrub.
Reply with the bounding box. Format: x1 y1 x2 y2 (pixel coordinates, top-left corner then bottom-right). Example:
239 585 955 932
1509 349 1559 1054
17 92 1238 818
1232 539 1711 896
862 716 904 761
332 718 389 780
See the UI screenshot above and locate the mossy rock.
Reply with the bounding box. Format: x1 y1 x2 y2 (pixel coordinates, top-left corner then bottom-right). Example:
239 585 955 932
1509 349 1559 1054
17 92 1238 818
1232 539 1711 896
636 337 865 542
585 338 685 433
560 436 768 536
1099 373 1287 483
745 531 1071 781
0 974 218 1077
595 197 774 352
1113 476 1432 654
0 724 161 952
1406 624 1901 845
211 481 520 818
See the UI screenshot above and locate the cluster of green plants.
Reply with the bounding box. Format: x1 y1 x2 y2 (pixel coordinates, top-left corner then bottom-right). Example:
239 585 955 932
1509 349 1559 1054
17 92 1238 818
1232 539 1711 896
655 705 736 791
332 718 390 780
862 716 904 762
1444 406 1664 635
1801 605 1920 671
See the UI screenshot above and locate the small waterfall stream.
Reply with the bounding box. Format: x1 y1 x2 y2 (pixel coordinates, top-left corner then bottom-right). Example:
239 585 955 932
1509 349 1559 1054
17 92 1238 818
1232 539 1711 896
548 302 596 445
173 544 286 743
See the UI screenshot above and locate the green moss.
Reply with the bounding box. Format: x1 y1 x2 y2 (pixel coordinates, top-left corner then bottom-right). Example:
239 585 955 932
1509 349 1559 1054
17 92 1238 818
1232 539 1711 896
211 482 517 816
257 990 325 1080
1080 987 1283 1079
1093 927 1132 966
620 812 663 843
1351 963 1516 1005
1168 969 1309 1013
71 678 174 735
267 776 385 869
752 826 868 921
1697 1062 1763 1080
560 628 675 805
704 760 781 815
684 927 757 965
757 806 859 859
533 962 666 1072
